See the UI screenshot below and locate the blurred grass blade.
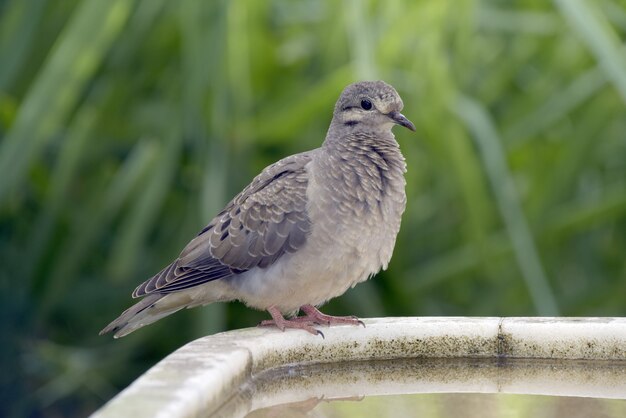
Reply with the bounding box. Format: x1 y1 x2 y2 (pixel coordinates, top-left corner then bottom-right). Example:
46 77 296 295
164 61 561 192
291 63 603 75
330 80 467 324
0 0 47 90
527 100 614 219
108 0 168 65
555 0 626 103
180 0 211 145
0 0 133 202
454 95 560 316
226 0 253 119
108 135 182 281
191 0 230 336
24 92 102 287
37 140 159 316
477 8 561 35
345 0 377 80
504 66 607 145
600 0 626 30
545 184 626 234
253 66 353 141
404 233 511 293
406 184 626 292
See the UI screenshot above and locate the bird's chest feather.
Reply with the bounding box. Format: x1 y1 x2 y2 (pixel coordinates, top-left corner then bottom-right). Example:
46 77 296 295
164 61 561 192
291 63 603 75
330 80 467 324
308 147 407 272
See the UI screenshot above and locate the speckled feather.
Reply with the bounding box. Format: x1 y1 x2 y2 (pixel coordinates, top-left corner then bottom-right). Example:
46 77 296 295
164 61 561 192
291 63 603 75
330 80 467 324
132 152 313 297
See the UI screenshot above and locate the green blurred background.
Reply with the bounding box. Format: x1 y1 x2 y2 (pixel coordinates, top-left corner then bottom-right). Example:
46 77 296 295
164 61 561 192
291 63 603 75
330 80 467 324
1 0 625 416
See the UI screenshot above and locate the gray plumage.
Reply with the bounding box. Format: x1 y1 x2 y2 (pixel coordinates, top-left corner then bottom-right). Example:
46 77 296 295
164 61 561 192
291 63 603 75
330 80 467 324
101 80 415 338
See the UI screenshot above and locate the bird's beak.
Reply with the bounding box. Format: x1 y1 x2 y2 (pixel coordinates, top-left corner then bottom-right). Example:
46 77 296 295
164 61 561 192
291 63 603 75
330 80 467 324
388 111 416 131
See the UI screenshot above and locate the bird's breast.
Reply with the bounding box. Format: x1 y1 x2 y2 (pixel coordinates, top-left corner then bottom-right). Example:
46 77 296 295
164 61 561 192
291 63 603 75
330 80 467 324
307 149 407 273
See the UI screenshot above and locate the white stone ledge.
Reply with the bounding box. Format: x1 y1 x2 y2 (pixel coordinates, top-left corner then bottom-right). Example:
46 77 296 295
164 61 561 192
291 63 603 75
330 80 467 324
92 317 626 418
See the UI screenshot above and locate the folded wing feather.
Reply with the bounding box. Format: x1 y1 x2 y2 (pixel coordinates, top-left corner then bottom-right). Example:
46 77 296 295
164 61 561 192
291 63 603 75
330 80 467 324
132 152 314 298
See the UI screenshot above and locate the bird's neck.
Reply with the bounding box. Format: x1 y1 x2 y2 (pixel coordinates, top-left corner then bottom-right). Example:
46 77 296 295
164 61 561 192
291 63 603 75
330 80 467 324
322 127 404 169
316 129 407 208
324 120 395 146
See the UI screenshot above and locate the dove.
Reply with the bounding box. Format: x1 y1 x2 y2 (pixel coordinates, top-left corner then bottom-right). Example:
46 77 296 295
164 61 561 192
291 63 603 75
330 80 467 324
100 80 415 338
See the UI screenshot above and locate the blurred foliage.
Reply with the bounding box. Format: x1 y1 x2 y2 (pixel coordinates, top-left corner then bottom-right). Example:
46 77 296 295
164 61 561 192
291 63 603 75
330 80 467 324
1 0 625 416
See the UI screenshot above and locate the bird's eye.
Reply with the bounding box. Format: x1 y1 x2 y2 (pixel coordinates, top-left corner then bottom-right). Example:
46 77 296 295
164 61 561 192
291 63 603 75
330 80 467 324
360 99 372 110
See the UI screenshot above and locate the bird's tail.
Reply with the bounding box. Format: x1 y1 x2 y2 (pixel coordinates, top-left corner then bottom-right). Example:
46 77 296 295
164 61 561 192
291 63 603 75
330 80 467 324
99 293 185 338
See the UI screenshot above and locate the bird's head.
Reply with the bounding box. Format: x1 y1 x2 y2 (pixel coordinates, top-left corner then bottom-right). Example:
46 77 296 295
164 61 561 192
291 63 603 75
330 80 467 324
331 80 415 133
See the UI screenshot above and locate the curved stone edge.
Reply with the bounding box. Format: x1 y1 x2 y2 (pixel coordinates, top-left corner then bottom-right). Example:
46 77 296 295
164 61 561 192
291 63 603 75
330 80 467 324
91 317 626 418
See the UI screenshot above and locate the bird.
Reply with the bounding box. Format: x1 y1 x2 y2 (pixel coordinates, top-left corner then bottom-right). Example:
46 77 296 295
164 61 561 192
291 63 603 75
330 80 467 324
100 80 415 338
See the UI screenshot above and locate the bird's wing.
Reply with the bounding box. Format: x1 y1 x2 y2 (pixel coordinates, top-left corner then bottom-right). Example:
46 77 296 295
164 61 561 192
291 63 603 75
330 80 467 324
132 151 314 297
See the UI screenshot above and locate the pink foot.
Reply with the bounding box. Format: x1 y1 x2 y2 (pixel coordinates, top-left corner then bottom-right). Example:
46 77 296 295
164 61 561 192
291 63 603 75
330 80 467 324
298 304 365 327
258 305 365 338
259 306 324 337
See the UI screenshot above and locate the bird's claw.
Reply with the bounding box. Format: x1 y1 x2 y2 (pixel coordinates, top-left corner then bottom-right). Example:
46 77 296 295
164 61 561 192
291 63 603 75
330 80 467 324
260 305 362 338
259 308 323 336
